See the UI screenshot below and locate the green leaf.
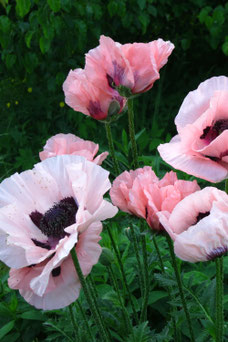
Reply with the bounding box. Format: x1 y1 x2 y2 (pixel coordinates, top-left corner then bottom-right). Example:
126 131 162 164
5 54 16 69
0 16 11 33
25 30 34 48
108 1 118 17
16 0 31 17
20 310 46 321
148 291 168 305
0 321 15 340
39 36 51 54
181 38 191 50
198 7 212 24
138 13 149 34
47 0 61 12
137 0 146 10
222 41 228 56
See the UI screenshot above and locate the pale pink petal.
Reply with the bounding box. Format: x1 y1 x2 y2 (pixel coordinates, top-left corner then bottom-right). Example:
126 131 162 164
175 76 228 129
158 138 228 182
169 187 227 234
40 133 108 165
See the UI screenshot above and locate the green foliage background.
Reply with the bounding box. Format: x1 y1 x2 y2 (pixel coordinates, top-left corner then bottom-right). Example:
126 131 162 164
0 0 228 179
0 1 228 341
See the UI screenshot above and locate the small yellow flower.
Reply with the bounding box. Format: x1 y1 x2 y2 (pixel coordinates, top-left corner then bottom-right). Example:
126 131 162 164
15 101 19 105
59 102 65 108
6 102 11 108
27 87 32 93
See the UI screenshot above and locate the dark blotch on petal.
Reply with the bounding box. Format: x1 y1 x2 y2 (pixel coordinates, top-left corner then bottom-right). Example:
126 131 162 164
52 266 61 277
196 211 210 224
107 74 115 89
30 211 43 228
32 239 51 250
207 246 227 261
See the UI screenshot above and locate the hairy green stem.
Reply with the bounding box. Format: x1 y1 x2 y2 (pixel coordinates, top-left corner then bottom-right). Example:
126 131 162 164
105 122 120 174
166 235 195 342
70 248 110 342
215 257 224 342
127 98 138 169
130 226 144 296
225 179 228 194
76 301 94 342
140 235 149 323
108 265 133 334
152 234 165 272
68 305 80 341
106 225 139 323
152 233 178 340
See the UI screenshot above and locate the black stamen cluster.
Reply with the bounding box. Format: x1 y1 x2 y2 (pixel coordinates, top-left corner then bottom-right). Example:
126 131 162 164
30 197 78 239
200 119 228 141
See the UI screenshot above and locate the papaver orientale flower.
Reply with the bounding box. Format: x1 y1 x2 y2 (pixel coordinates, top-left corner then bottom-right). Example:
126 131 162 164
0 155 117 309
63 68 125 120
110 167 199 231
158 76 228 182
39 133 108 165
85 35 174 95
158 187 228 262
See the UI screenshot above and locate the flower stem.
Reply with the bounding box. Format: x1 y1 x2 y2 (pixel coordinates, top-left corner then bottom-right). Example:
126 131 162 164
130 226 144 296
152 233 178 340
104 122 120 175
225 179 228 194
140 234 149 323
215 256 224 342
106 225 139 323
68 305 80 341
76 301 95 342
70 248 110 342
108 265 133 334
127 98 138 169
152 234 165 272
166 235 195 342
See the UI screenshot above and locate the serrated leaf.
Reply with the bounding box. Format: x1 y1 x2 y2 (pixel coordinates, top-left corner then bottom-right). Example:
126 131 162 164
0 321 15 340
47 0 61 12
16 0 31 17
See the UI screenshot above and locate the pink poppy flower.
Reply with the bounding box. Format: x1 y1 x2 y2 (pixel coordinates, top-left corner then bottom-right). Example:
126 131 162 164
158 76 228 182
39 133 108 165
121 38 174 94
110 167 199 231
85 35 174 95
63 68 125 120
0 155 118 309
158 187 228 262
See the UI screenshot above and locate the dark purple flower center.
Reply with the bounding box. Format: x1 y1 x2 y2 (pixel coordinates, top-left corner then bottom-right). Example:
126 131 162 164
30 197 78 240
200 119 228 143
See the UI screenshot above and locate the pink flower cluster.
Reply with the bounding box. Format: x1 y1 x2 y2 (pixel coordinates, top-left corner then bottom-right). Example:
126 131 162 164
110 167 199 230
63 35 174 120
111 166 228 263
